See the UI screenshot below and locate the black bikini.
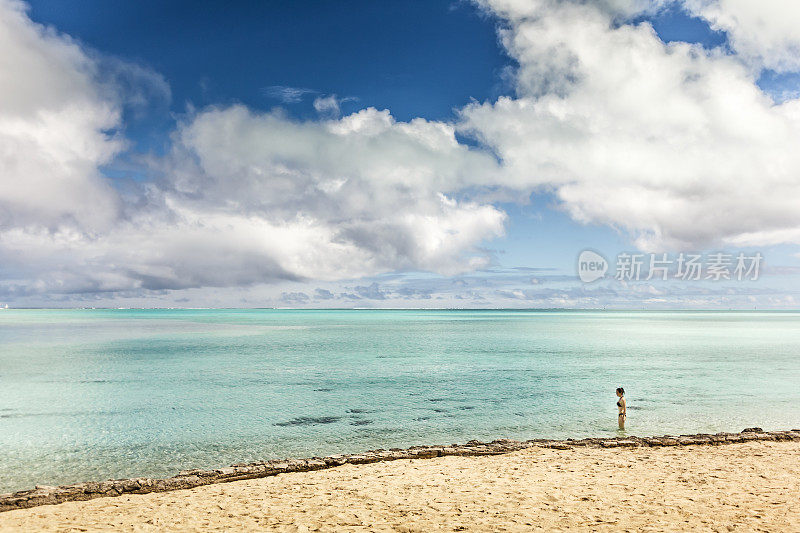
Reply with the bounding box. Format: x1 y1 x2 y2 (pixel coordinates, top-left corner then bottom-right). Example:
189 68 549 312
617 399 626 416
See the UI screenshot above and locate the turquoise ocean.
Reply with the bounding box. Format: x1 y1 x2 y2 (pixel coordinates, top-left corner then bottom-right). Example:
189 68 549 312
2 309 799 492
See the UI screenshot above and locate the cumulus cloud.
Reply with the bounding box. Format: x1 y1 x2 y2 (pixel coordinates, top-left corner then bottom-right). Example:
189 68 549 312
5 0 800 304
0 0 508 297
161 105 506 281
0 0 122 232
1 104 508 295
0 0 510 298
463 0 800 251
681 0 800 72
482 0 800 78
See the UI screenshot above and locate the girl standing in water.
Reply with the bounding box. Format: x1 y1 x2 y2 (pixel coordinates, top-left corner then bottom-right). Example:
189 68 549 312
616 387 626 429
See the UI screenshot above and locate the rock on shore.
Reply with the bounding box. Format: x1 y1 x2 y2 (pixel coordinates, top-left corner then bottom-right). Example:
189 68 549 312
2 428 799 512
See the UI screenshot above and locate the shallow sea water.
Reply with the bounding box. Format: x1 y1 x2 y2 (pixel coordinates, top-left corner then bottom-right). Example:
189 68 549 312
1 309 799 492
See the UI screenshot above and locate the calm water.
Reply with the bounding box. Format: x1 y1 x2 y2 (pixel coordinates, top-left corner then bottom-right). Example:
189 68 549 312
1 309 799 492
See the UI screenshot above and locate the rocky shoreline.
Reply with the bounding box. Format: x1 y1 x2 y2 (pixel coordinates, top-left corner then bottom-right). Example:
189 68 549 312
2 428 799 513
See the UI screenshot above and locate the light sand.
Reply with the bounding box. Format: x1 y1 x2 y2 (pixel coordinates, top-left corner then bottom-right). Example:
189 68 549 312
2 440 799 532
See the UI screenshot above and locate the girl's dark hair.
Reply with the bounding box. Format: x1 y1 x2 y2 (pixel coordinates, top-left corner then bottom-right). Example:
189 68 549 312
616 387 625 395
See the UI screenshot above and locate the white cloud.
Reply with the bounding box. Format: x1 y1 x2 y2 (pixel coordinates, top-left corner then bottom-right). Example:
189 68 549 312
313 94 341 116
311 94 340 117
312 94 357 118
5 0 800 304
463 0 800 251
261 85 316 103
97 55 171 117
681 0 800 72
0 0 507 298
0 0 122 231
1 102 508 294
483 1 800 73
160 105 506 281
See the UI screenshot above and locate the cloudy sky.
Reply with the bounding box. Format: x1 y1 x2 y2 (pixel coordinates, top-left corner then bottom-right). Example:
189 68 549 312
2 0 800 308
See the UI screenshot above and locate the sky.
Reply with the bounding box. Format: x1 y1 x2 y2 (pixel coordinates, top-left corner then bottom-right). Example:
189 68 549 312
2 0 800 308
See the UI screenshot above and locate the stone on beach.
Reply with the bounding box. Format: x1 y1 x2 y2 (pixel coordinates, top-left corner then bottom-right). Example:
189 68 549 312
2 439 800 532
2 429 800 513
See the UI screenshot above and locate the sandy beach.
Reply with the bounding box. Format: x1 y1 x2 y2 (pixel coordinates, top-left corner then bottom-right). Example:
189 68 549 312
2 439 799 532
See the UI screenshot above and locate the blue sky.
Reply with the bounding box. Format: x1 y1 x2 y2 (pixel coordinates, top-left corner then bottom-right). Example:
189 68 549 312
3 0 800 308
26 1 734 147
27 1 509 144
